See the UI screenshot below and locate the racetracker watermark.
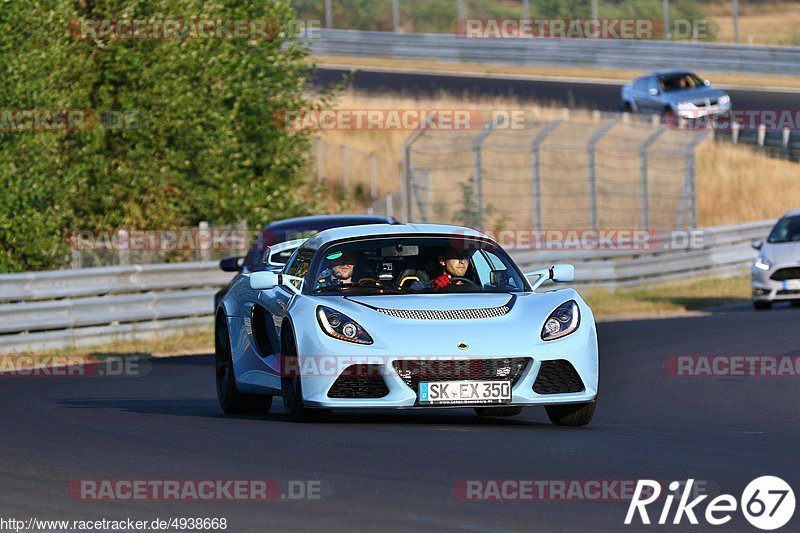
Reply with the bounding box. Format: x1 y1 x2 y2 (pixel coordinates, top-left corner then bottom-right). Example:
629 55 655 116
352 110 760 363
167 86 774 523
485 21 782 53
68 228 256 253
0 356 150 378
457 229 714 252
0 110 138 132
454 479 712 501
455 19 713 40
278 109 527 131
67 479 326 501
68 18 321 40
664 356 800 378
665 109 800 131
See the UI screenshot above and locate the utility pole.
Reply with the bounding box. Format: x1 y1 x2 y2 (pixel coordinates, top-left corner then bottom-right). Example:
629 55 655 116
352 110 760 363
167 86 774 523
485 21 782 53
457 0 464 23
732 0 740 44
522 0 530 20
662 0 670 40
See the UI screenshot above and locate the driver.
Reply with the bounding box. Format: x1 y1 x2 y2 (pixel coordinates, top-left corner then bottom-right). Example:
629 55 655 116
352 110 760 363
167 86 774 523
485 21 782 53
430 248 470 291
316 251 356 288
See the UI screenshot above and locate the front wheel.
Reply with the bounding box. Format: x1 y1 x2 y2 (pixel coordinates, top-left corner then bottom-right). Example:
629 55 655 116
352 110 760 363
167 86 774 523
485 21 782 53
215 315 272 414
474 406 524 417
281 330 331 422
753 300 772 310
545 401 596 426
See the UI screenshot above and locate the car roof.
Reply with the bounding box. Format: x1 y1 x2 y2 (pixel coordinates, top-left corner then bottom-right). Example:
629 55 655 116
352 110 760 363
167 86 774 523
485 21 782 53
649 69 695 77
783 209 800 218
302 223 490 250
265 214 396 230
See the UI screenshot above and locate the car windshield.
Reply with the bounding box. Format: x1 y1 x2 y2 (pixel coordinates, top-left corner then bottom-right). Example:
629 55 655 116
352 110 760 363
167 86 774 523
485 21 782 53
767 216 800 244
310 236 528 295
659 73 705 92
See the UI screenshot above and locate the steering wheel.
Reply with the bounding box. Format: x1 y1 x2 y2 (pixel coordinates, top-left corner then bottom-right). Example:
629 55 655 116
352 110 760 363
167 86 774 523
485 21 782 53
358 278 381 287
444 277 480 290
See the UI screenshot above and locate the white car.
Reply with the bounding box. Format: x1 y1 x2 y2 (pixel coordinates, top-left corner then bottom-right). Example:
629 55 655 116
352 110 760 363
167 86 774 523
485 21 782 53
215 223 599 425
751 209 800 310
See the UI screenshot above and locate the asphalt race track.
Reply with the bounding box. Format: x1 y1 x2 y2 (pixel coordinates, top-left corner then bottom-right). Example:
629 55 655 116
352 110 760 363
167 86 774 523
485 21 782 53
2 305 799 532
313 66 800 112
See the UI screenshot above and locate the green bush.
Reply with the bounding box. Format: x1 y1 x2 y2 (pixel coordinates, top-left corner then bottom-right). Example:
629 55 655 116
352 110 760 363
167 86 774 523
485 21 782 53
0 0 323 272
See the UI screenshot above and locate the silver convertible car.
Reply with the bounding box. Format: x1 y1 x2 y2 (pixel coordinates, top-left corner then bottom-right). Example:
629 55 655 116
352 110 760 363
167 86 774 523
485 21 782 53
215 224 599 425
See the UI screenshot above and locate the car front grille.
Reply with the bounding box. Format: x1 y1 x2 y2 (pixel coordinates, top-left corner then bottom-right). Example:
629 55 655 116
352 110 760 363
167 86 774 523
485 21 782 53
392 358 530 393
533 360 585 395
776 289 800 296
327 364 390 399
771 267 800 281
376 305 511 320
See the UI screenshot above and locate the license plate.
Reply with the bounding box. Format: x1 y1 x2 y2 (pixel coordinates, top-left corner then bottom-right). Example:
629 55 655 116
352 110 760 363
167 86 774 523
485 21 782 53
418 380 511 405
784 280 800 290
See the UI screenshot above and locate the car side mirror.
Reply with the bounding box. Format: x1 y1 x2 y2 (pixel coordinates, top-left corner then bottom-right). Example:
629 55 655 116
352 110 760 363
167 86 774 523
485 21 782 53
648 88 659 96
525 264 575 290
250 271 279 290
751 239 763 251
219 256 244 272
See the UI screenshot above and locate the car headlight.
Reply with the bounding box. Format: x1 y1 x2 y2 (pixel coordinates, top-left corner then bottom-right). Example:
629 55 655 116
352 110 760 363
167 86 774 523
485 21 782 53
754 255 771 271
718 95 730 105
541 300 580 341
676 102 696 110
316 306 373 345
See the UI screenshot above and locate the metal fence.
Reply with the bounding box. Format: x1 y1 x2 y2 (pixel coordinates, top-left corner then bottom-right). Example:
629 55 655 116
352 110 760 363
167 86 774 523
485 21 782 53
401 111 711 232
714 124 800 162
0 219 771 354
305 29 800 76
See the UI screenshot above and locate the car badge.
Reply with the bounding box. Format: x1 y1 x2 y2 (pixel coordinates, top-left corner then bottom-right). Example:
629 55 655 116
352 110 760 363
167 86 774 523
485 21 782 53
457 342 468 350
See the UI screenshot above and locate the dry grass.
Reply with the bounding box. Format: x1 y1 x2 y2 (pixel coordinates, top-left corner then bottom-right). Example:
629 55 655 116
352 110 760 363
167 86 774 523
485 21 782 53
583 274 751 319
315 92 800 227
1 327 213 361
313 55 800 90
696 141 800 226
705 0 800 46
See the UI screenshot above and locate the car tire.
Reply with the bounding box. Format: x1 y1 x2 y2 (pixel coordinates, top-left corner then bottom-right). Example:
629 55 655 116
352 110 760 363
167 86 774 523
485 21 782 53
791 300 800 308
281 328 331 422
753 300 772 310
474 406 524 417
623 102 633 113
545 401 596 427
215 315 272 414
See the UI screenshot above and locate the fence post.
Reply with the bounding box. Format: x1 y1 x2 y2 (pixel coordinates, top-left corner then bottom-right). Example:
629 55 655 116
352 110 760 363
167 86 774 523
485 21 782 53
325 0 332 29
757 124 766 147
341 145 349 194
117 229 130 266
370 152 378 202
401 112 438 222
386 192 394 218
315 137 324 183
677 131 711 230
587 121 616 231
392 0 400 32
639 126 666 230
530 120 561 230
732 121 740 144
783 127 791 158
471 115 505 228
198 221 211 262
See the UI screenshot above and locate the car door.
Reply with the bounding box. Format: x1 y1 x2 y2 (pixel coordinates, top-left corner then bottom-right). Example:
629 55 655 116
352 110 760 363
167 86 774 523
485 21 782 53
637 76 662 114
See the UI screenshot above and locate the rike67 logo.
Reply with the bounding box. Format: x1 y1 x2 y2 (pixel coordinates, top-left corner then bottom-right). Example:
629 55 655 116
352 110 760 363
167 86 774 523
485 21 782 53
626 477 795 530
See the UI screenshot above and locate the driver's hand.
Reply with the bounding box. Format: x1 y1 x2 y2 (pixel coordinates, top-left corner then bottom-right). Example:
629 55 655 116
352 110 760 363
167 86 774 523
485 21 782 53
432 273 451 289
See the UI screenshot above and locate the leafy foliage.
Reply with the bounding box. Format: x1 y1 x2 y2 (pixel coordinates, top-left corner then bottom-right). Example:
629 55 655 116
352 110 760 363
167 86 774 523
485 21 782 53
0 0 322 272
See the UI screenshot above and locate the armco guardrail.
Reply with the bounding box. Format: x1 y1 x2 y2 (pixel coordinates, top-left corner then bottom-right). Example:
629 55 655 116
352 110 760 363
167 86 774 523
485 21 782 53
0 219 772 354
306 29 800 76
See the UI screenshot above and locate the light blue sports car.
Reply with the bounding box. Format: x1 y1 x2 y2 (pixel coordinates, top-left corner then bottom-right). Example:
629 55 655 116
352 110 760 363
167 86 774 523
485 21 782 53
215 223 598 425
